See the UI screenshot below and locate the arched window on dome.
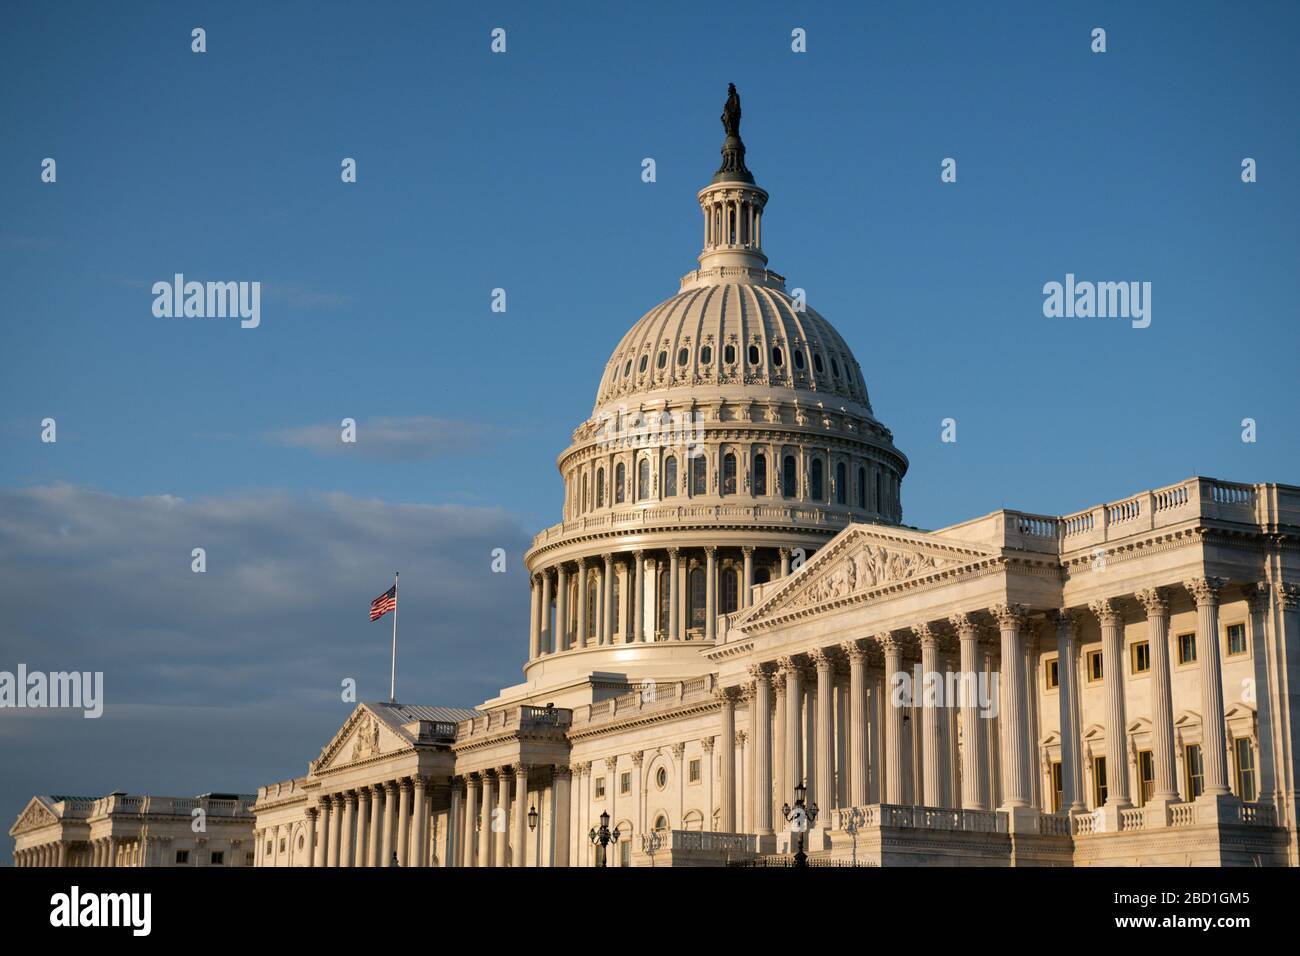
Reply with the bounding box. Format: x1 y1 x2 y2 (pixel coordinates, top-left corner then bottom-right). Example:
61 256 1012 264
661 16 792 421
724 343 736 365
810 459 824 502
596 467 605 508
831 357 841 378
657 568 670 639
874 472 882 512
835 462 847 505
721 567 739 614
581 472 589 513
664 456 678 497
813 353 824 374
722 453 737 496
753 453 767 496
771 346 783 367
782 455 797 499
793 349 805 370
615 462 626 503
638 458 651 500
748 344 760 365
857 466 866 509
688 566 705 629
586 573 597 642
690 454 707 495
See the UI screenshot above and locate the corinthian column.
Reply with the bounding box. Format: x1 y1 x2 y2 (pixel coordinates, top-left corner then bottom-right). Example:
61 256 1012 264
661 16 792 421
916 624 944 808
462 774 479 868
843 640 869 807
993 604 1031 810
553 766 572 867
380 782 396 866
601 554 614 645
1090 598 1130 807
367 786 382 867
540 570 552 655
881 634 905 804
742 546 755 608
494 767 510 866
779 657 803 810
717 687 738 831
513 765 529 867
354 787 369 867
1137 588 1178 804
633 551 645 643
812 649 835 815
705 547 718 641
339 791 356 867
411 775 427 867
1186 577 1231 797
529 574 542 660
576 559 589 648
749 665 774 835
667 549 680 641
326 794 342 867
555 564 569 652
1052 610 1085 812
951 613 986 810
478 772 494 867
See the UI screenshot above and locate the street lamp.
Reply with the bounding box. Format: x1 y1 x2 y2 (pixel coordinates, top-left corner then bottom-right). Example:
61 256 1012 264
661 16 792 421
527 805 539 833
588 809 621 867
781 780 819 868
843 807 862 866
641 830 663 867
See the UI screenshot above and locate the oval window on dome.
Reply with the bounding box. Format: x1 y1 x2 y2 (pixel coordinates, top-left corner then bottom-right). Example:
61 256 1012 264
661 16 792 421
657 350 667 369
831 357 840 378
813 353 824 374
624 358 632 377
724 343 736 364
677 347 689 366
771 346 783 367
793 349 805 369
700 345 712 365
639 354 648 373
747 344 760 365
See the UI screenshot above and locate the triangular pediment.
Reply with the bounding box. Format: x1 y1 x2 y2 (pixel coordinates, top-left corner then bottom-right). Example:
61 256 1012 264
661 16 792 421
8 796 58 837
312 704 406 773
739 523 1000 627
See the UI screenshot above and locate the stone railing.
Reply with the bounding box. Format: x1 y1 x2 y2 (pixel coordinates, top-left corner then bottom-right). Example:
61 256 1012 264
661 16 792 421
832 804 1006 834
1232 802 1278 827
667 830 756 854
1120 808 1147 831
455 705 574 742
572 675 718 729
530 502 852 549
1038 812 1071 836
1073 812 1099 836
1169 804 1197 827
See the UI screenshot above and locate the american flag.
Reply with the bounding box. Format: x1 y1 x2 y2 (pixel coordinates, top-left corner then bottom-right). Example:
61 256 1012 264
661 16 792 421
370 584 397 622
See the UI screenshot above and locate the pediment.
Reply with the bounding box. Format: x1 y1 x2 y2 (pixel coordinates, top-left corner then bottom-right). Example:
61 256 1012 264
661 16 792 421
313 705 404 773
9 797 58 837
739 523 1000 627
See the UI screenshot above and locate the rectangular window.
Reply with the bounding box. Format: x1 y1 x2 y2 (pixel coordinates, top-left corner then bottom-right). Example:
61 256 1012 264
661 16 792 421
1226 623 1247 657
1177 633 1197 665
210 851 224 866
595 776 606 799
1051 761 1063 812
1138 750 1154 806
619 840 631 867
1044 659 1059 690
1185 744 1204 800
689 758 701 783
244 852 254 867
1093 755 1108 807
1131 641 1150 674
1086 649 1104 683
1234 738 1257 802
620 771 631 795
175 850 189 865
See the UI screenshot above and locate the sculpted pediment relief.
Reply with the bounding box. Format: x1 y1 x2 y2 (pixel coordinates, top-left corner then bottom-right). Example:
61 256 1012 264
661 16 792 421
315 707 393 773
11 798 57 835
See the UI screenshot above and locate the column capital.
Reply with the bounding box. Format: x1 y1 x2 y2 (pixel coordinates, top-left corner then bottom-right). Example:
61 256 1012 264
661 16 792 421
746 662 770 682
1049 607 1082 636
948 612 978 635
670 741 686 761
553 765 572 780
840 638 869 663
1242 581 1270 612
667 547 681 560
704 545 717 557
576 556 587 570
631 750 645 767
304 806 318 821
1088 597 1123 626
398 777 414 794
809 646 835 669
735 729 748 745
701 735 716 754
741 545 755 556
1184 576 1225 607
876 631 904 652
713 685 740 705
990 603 1027 629
510 762 531 778
1136 586 1169 617
1276 581 1300 610
601 551 613 564
912 622 938 647
778 546 791 557
775 654 801 676
602 755 618 771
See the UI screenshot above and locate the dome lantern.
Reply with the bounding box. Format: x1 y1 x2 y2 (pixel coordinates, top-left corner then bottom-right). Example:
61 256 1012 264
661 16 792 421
697 84 769 275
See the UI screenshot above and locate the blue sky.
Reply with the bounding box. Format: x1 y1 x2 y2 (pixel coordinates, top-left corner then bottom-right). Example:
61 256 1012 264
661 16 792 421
1 1 1297 846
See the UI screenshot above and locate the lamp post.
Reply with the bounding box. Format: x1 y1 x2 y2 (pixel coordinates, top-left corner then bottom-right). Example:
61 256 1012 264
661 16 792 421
641 830 663 867
781 780 819 868
588 809 621 867
843 807 861 867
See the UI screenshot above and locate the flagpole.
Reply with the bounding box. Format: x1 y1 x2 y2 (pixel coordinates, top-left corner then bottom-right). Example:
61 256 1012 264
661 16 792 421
390 571 399 704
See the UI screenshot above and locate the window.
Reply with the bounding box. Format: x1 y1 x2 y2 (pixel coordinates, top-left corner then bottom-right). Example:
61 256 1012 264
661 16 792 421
874 473 882 511
813 353 824 373
1185 744 1204 799
210 851 224 866
1093 755 1108 807
264 841 272 856
244 852 254 866
176 850 190 865
638 458 651 500
655 767 668 789
793 349 805 369
664 456 677 497
831 357 840 378
721 569 738 614
639 354 648 373
620 771 631 795
623 358 632 377
1138 751 1154 806
688 566 705 627
655 350 666 369
856 466 866 508
700 345 712 365
754 453 767 496
1045 659 1059 690
1234 738 1256 801
619 840 631 867
724 343 736 364
595 777 606 799
691 454 706 495
722 453 737 495
771 346 783 367
1086 649 1103 682
611 573 620 636
581 473 588 513
835 462 847 504
810 459 824 501
657 569 670 637
279 838 286 853
747 344 760 365
596 467 605 508
654 814 668 831
1226 623 1247 656
1177 633 1197 665
1131 641 1150 674
677 347 689 366
782 455 797 498
615 462 625 503
1051 762 1063 812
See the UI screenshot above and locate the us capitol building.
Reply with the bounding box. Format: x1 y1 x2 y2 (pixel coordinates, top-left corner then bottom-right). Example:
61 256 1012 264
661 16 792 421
12 88 1300 868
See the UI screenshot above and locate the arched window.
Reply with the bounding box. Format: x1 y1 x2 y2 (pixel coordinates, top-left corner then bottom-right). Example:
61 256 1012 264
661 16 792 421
586 573 597 640
831 357 840 378
638 458 651 500
874 472 882 512
811 459 824 501
835 462 846 505
654 814 668 832
753 453 767 496
783 455 797 499
721 568 739 614
747 344 760 365
691 455 707 495
683 810 704 832
615 462 626 503
657 569 670 638
581 473 589 512
857 466 866 509
664 456 678 497
688 566 705 628
722 453 737 495
596 467 605 508
611 573 620 639
700 345 712 365
724 343 736 364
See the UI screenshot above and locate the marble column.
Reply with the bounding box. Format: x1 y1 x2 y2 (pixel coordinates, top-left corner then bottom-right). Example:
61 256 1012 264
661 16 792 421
553 766 572 867
916 624 944 807
411 775 427 867
1186 577 1231 796
705 546 718 641
633 551 645 643
447 783 462 868
781 657 803 808
718 687 737 831
380 782 397 866
394 778 411 866
540 570 553 655
512 766 529 867
555 565 569 652
843 640 869 807
602 554 615 645
366 786 382 867
1053 610 1085 812
325 795 342 867
529 574 541 660
994 604 1031 809
462 774 479 868
668 549 680 640
749 666 774 835
812 649 835 814
576 559 589 648
951 614 986 810
742 546 755 608
479 772 495 867
338 791 356 867
780 547 791 578
881 635 906 804
352 788 369 867
494 767 510 866
1091 598 1131 807
1137 589 1179 804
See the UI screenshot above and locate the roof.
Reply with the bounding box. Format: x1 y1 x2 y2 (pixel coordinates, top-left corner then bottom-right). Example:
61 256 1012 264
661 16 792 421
365 702 479 725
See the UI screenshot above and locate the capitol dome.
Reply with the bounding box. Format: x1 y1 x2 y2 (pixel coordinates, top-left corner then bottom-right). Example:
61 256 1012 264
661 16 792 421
518 86 907 693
